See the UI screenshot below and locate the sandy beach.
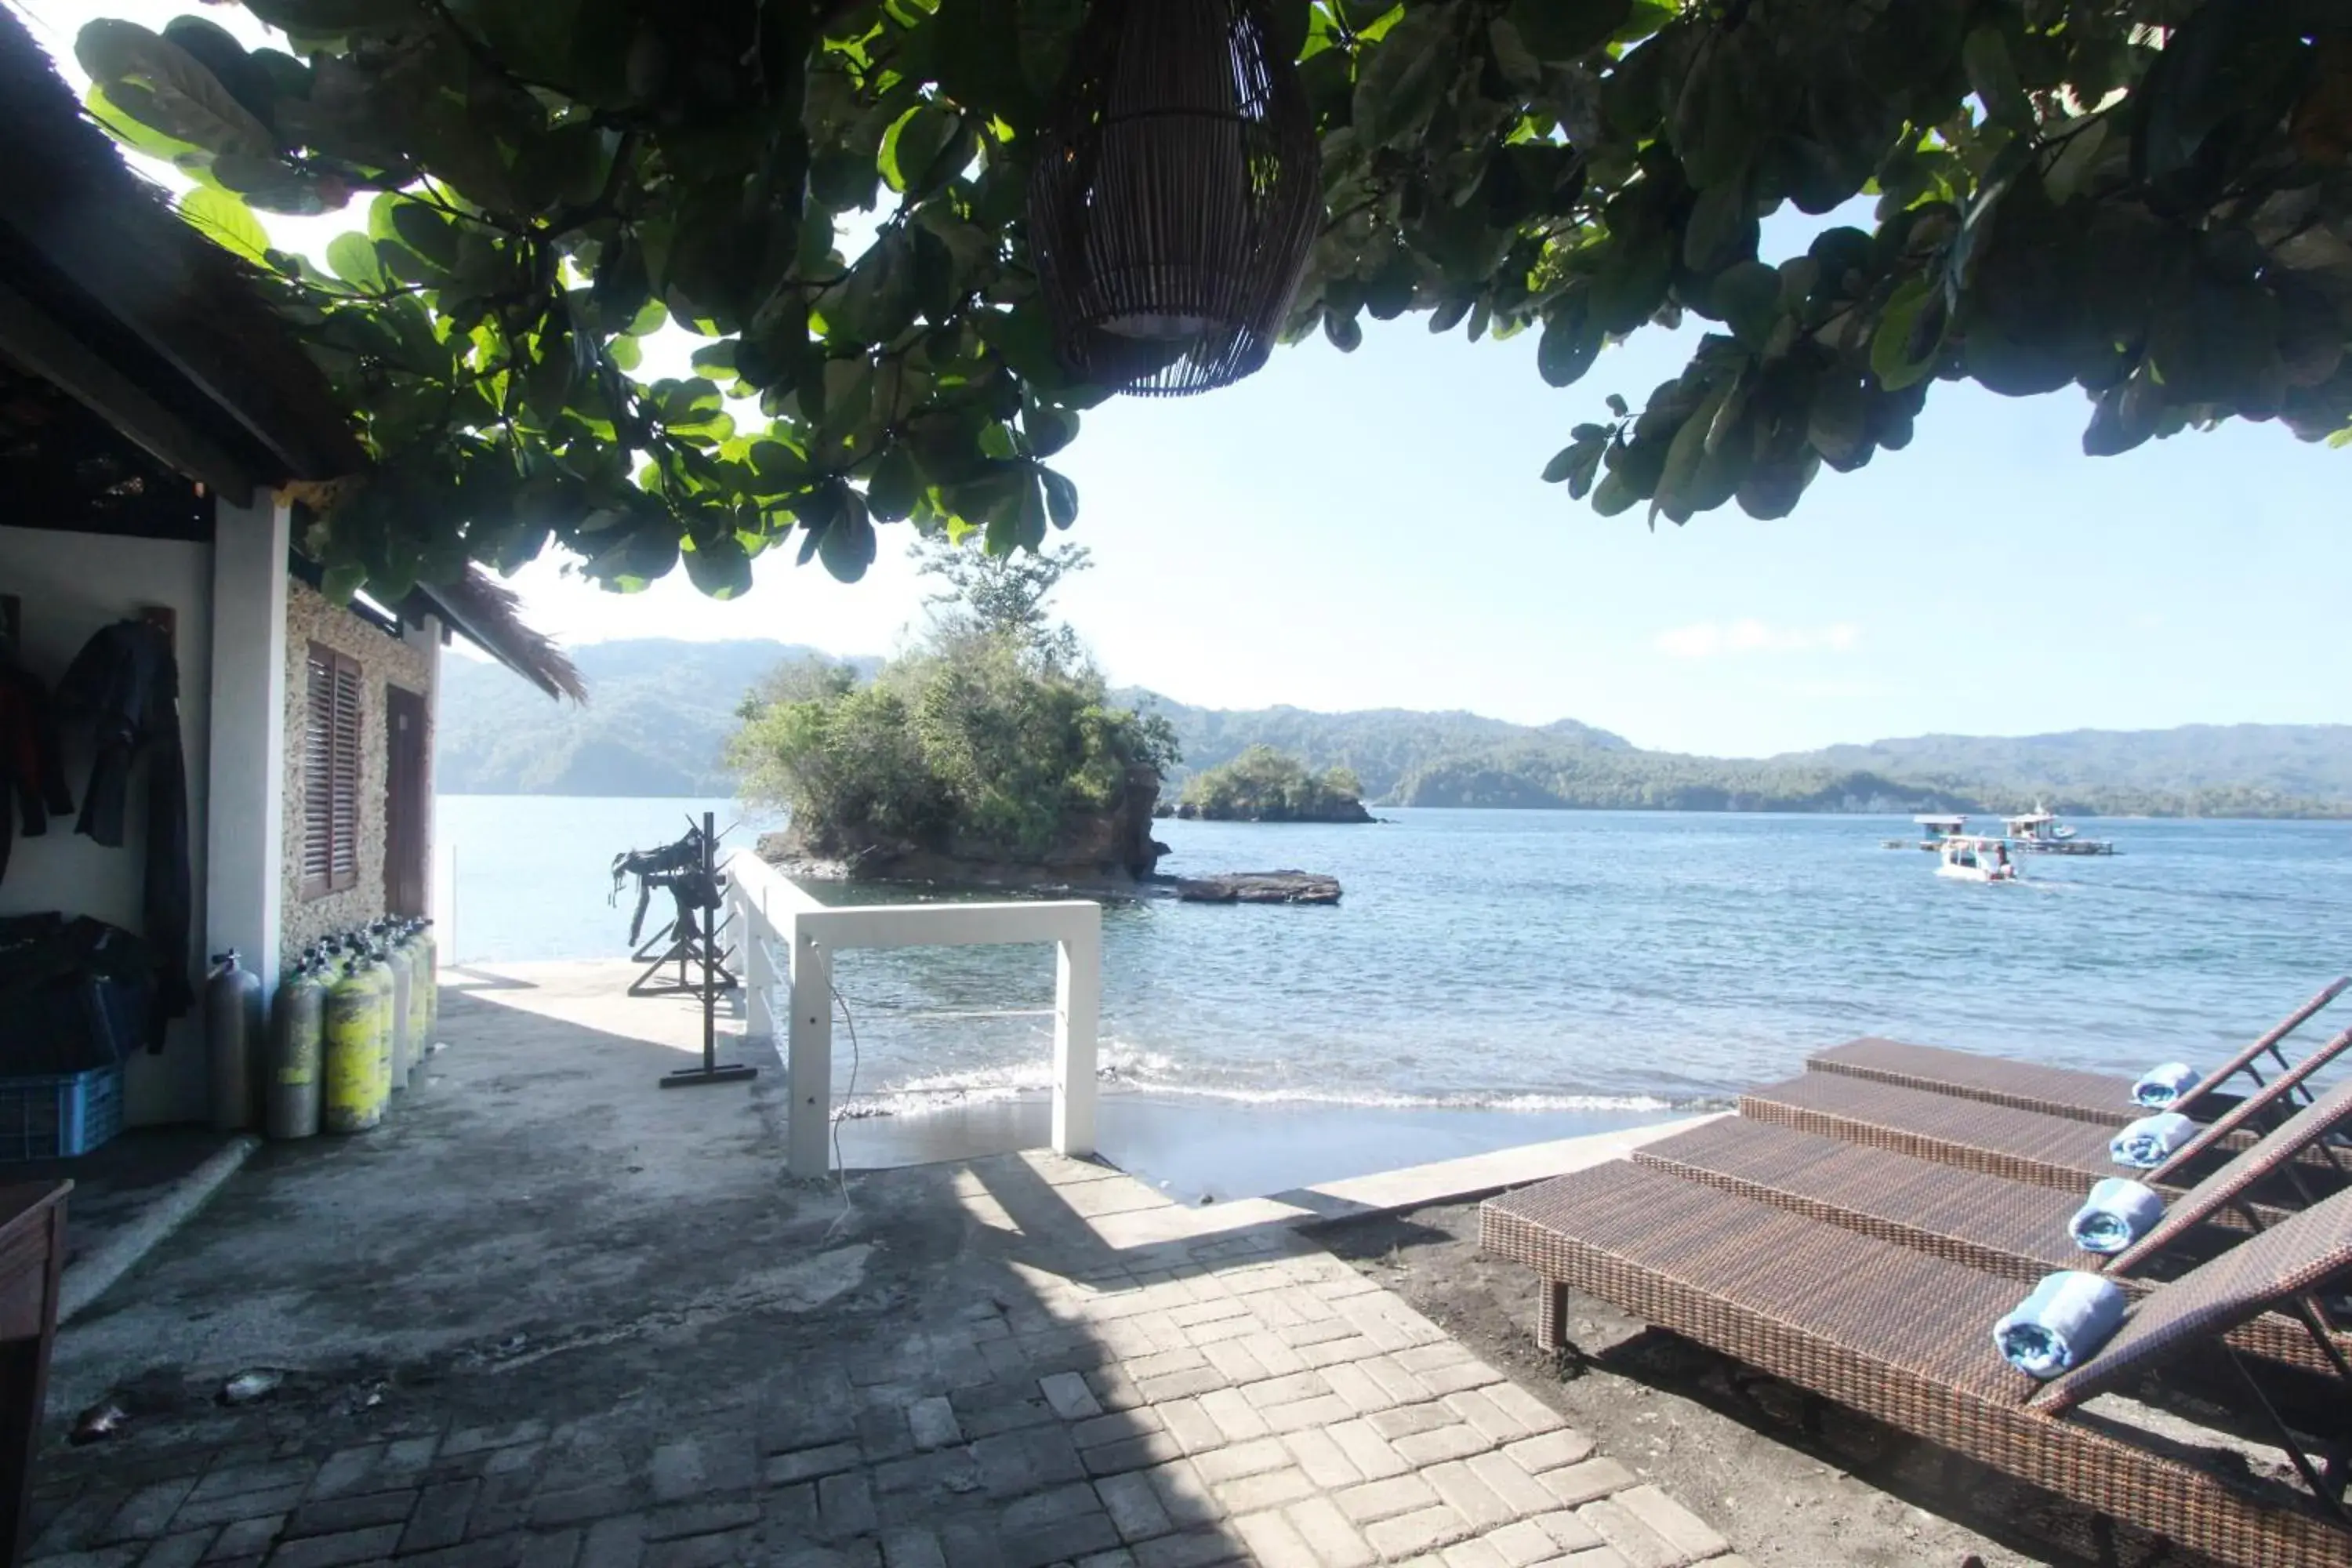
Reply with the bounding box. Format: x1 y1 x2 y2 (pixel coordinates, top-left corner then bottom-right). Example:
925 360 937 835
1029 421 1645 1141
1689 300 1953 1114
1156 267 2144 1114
835 1090 1691 1203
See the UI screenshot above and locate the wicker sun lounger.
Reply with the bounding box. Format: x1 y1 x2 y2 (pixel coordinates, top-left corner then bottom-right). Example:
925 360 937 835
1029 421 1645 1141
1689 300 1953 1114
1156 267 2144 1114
1741 1056 2345 1205
1633 1084 2352 1375
1483 1161 2352 1567
1809 977 2351 1127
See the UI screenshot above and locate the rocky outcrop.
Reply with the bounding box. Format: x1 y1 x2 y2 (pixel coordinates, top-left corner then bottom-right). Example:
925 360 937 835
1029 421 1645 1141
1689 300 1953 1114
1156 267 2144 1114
760 765 1167 888
1183 798 1373 823
1174 871 1342 905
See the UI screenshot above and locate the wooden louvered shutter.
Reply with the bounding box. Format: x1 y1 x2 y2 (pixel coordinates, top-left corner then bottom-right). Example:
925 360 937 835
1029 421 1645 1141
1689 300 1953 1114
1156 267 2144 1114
302 645 336 897
328 655 362 891
302 642 365 897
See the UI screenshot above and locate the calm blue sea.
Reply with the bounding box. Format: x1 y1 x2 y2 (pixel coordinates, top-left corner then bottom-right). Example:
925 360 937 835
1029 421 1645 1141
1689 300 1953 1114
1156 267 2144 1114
435 797 2352 1121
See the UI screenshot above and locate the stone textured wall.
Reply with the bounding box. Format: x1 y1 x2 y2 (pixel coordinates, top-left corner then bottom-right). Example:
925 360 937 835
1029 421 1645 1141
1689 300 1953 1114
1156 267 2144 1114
281 579 434 955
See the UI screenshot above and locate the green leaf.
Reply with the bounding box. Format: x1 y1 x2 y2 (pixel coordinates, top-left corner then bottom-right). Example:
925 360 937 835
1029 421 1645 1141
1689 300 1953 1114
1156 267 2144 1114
212 154 336 215
321 562 368 603
1566 441 1606 500
325 230 387 291
1869 276 1943 392
85 84 203 161
1588 230 1672 335
1506 0 1628 58
681 532 754 599
1588 469 1640 517
239 0 423 35
881 104 960 194
1536 300 1602 387
1962 26 2034 132
750 439 811 491
1039 466 1079 530
179 187 270 264
826 230 919 342
1682 183 1751 274
866 447 924 522
1711 261 1781 349
389 201 459 267
1650 386 1726 524
76 20 275 158
1024 403 1079 459
818 494 879 581
524 343 573 426
1805 376 1871 469
1353 7 1454 149
1018 0 1087 95
1487 18 1541 89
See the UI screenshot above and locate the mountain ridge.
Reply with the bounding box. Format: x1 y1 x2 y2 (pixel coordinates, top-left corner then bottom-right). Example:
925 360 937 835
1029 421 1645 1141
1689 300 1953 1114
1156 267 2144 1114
437 638 2352 816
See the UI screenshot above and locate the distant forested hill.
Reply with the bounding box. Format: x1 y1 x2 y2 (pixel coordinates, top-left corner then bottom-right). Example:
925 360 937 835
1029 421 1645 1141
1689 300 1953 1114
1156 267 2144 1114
1112 691 1631 799
437 637 2352 816
437 639 876 795
1780 726 2352 803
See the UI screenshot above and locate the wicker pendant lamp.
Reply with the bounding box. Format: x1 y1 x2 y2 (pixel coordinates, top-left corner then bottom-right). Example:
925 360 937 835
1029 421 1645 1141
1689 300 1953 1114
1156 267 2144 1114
1027 0 1322 397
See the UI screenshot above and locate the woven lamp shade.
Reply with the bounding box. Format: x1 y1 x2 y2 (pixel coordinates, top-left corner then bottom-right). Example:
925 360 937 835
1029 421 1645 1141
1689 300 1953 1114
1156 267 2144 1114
1028 0 1322 397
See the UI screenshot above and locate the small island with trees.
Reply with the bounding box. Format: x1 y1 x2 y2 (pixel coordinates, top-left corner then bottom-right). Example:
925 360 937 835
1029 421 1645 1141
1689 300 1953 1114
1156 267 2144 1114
734 540 1177 888
1170 746 1374 825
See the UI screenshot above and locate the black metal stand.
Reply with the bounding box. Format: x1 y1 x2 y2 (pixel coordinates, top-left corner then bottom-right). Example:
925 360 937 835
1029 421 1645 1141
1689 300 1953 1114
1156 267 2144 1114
630 920 677 964
660 811 757 1089
627 905 739 999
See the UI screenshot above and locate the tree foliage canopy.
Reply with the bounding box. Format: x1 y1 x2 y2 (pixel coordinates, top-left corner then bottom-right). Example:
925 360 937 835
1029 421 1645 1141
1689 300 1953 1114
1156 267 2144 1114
913 532 1090 668
78 0 2352 601
1180 745 1370 821
729 633 1178 858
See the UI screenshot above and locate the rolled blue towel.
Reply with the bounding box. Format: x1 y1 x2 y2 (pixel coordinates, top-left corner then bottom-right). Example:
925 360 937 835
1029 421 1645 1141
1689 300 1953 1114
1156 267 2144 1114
2131 1062 2201 1109
2067 1178 2166 1254
1993 1271 2130 1379
2110 1112 2195 1169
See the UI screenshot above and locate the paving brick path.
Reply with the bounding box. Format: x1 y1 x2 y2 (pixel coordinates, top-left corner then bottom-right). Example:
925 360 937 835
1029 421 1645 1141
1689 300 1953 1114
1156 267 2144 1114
29 1159 1744 1568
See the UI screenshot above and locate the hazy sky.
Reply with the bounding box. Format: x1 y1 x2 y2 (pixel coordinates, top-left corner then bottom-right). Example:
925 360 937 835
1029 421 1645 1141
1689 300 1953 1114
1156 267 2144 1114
23 0 2352 756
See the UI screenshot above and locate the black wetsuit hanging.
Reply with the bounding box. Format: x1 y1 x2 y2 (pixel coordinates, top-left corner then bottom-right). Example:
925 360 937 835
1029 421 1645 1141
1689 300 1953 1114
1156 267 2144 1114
56 619 191 1047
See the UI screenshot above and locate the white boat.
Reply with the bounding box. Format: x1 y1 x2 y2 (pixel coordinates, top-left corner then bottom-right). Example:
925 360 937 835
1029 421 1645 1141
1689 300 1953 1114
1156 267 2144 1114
1937 835 2020 883
1885 812 1969 851
2002 807 2116 855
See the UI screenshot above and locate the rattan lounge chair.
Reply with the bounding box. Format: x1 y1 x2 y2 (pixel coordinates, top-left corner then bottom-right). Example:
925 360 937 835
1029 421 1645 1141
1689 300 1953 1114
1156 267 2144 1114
1482 1162 2352 1567
1632 1078 2352 1374
1742 1037 2350 1202
1809 977 2350 1127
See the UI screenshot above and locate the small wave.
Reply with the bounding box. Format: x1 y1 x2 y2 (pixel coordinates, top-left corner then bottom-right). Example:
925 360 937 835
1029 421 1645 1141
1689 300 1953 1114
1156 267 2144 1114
837 1056 1675 1120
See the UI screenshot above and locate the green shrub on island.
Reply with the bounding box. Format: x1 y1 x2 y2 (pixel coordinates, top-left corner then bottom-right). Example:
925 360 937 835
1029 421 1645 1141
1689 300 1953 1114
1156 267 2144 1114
729 539 1179 878
730 633 1177 867
1179 746 1372 823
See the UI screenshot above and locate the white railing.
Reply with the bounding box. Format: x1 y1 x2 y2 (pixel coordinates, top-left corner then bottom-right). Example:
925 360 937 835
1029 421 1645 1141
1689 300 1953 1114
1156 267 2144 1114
724 848 1102 1179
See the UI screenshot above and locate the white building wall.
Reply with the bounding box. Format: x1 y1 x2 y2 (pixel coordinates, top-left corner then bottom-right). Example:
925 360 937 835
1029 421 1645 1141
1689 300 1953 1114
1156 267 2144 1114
0 523 213 1126
204 498 289 1018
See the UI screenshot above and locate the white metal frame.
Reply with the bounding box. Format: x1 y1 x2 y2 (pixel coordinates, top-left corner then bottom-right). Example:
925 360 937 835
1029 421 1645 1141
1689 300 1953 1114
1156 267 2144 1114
726 850 1102 1178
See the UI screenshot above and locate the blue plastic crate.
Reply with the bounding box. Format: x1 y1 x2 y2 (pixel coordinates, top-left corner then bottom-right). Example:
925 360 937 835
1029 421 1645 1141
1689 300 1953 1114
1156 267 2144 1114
0 1063 124 1161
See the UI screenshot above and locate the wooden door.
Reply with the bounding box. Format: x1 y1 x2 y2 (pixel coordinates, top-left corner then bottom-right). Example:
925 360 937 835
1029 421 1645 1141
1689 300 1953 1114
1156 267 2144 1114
384 685 430 917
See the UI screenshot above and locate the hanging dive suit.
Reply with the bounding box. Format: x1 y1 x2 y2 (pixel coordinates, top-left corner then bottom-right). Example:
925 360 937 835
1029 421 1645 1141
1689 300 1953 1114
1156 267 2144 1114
56 619 191 1048
0 660 74 888
611 826 721 948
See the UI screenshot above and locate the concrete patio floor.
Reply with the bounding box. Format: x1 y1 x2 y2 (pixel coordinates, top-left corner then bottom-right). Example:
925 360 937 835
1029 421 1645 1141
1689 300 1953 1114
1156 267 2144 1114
31 963 1751 1568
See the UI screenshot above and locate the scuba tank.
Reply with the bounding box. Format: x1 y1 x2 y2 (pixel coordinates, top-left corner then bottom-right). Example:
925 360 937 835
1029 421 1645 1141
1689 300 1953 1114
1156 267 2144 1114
416 918 439 1050
380 928 415 1090
361 943 396 1106
398 920 431 1084
323 949 387 1133
205 951 263 1132
267 959 326 1140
